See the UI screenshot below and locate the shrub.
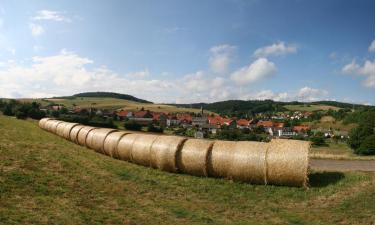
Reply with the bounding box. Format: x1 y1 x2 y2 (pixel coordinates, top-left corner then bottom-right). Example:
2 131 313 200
124 121 142 131
348 125 374 150
355 135 375 155
147 124 163 133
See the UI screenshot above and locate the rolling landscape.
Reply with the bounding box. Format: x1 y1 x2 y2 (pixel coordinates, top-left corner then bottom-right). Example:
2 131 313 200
1 1 375 224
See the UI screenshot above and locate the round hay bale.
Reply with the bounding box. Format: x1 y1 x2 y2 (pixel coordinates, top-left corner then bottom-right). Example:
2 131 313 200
49 120 64 134
77 126 97 146
85 128 117 153
103 131 132 157
69 125 85 143
117 133 139 161
208 140 236 178
45 120 57 132
56 122 69 137
131 134 160 167
228 141 267 184
176 139 213 177
150 136 187 172
62 123 79 140
266 139 310 187
38 118 52 130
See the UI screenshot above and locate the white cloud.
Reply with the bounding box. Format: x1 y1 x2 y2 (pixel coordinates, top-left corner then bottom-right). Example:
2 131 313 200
32 10 71 22
0 50 175 101
254 41 297 58
29 23 44 37
209 44 236 73
127 69 150 78
369 40 375 53
297 86 328 101
230 57 277 85
342 59 375 88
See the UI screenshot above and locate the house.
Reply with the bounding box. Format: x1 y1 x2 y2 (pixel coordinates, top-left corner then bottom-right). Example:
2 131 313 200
276 127 296 137
192 116 208 127
221 118 237 129
127 110 154 125
257 120 274 135
237 119 250 129
166 115 180 127
292 125 310 133
176 113 193 124
117 110 129 120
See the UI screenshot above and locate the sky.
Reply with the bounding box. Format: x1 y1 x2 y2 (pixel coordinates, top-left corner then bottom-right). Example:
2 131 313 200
0 0 374 104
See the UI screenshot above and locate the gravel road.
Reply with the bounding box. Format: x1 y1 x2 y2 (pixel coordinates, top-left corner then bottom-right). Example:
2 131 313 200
310 159 375 172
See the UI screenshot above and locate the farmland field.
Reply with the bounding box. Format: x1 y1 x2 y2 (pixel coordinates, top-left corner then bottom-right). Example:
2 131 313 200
0 115 374 224
284 104 341 112
20 97 209 113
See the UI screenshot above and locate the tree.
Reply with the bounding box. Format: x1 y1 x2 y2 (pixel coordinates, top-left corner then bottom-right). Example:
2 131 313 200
310 132 326 147
356 135 375 155
348 125 374 150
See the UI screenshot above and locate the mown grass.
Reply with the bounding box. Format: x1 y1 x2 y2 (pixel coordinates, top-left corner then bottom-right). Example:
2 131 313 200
311 141 375 160
0 115 374 224
284 104 341 112
20 97 211 113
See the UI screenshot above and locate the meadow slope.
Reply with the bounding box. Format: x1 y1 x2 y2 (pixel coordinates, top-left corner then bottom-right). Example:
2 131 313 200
0 116 374 224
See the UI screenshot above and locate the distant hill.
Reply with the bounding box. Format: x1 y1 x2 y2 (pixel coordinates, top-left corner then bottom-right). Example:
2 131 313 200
171 100 375 116
57 92 152 103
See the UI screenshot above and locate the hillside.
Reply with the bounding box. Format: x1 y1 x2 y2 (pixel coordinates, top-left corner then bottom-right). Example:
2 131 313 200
72 92 152 103
0 115 375 224
172 100 374 115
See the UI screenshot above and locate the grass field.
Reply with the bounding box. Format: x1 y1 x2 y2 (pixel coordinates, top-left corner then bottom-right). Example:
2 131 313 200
311 141 375 160
20 97 210 113
303 116 357 132
284 104 341 112
0 116 374 224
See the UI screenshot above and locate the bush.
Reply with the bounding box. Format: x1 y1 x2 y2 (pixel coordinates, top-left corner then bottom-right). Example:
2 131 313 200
355 135 375 155
124 121 142 131
310 132 326 146
347 125 374 150
147 124 163 133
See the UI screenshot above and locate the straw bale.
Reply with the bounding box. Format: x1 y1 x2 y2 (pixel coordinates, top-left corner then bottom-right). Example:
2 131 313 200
69 125 85 143
49 120 64 134
228 141 267 184
62 123 79 140
38 118 52 130
117 133 139 161
176 139 213 177
56 122 68 137
266 139 310 187
103 131 132 157
150 136 187 172
131 134 160 167
85 128 117 153
45 120 56 132
77 126 97 146
208 140 236 178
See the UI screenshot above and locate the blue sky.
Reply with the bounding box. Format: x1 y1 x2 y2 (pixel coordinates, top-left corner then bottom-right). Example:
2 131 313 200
0 0 374 104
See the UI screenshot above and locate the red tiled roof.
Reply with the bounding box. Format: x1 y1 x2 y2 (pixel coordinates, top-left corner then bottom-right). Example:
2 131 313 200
257 120 274 127
237 119 250 126
134 111 148 118
176 114 192 122
274 122 284 128
117 110 128 117
293 125 310 132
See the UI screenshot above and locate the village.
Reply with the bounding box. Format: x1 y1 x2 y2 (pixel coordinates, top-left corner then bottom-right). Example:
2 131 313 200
47 104 321 140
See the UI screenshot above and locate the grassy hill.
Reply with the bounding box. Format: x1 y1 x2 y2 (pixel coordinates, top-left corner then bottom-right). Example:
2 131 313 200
284 104 341 112
21 97 208 113
0 115 374 224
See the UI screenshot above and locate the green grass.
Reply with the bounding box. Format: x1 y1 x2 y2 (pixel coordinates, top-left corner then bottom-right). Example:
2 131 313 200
311 140 375 160
0 115 375 224
284 104 341 112
20 97 211 113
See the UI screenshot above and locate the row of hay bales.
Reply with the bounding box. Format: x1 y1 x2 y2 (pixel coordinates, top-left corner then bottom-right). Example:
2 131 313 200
39 118 310 187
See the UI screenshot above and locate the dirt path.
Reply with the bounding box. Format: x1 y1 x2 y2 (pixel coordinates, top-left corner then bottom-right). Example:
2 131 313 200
310 159 375 172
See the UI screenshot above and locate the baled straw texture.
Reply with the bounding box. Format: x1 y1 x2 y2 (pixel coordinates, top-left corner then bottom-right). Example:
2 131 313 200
117 133 139 161
49 120 64 134
77 126 97 146
208 141 236 178
228 141 267 184
86 128 117 153
176 139 213 177
131 134 160 167
150 136 187 172
56 122 68 137
61 123 78 140
266 139 310 187
69 125 85 143
44 120 55 132
38 118 51 130
103 131 132 157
